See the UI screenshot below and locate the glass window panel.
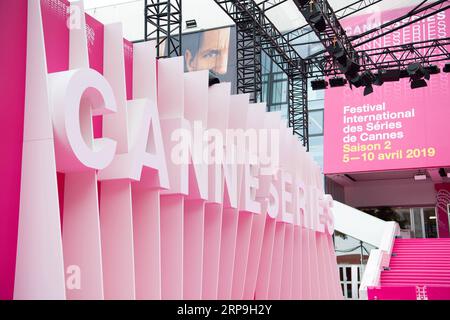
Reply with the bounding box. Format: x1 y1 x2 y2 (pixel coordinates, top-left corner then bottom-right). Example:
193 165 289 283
309 136 324 169
412 208 424 238
309 110 324 136
423 208 438 238
309 99 324 111
346 284 353 299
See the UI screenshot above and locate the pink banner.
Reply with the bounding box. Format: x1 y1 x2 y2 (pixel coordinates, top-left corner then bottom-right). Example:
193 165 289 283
324 8 450 174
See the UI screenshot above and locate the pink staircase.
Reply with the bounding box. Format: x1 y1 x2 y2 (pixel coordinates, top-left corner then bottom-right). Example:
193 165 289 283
368 238 450 300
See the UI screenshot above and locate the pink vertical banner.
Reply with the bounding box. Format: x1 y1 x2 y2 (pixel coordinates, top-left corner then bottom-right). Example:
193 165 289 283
0 0 28 300
218 208 239 299
203 204 223 299
160 195 184 299
301 228 311 299
255 217 277 300
268 223 286 300
291 226 303 299
242 206 267 299
280 224 294 300
316 232 331 299
184 200 205 299
231 212 254 300
308 229 321 299
132 188 161 300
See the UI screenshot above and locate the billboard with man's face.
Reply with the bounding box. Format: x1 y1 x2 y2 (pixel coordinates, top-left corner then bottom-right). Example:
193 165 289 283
166 26 237 92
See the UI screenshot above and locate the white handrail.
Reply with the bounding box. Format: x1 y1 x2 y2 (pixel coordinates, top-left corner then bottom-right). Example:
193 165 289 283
359 222 400 300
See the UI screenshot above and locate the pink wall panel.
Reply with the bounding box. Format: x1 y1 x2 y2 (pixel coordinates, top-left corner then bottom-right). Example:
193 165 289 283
0 0 27 300
231 212 254 299
184 200 205 299
202 203 223 299
160 195 184 300
280 224 294 300
292 226 303 299
132 188 161 300
255 217 277 299
242 209 267 300
218 208 239 299
268 223 286 300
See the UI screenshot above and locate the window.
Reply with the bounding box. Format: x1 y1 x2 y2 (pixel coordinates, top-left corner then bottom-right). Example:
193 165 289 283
339 265 363 300
309 110 324 136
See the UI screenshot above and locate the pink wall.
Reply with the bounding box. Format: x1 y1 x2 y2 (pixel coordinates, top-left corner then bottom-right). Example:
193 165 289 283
324 8 450 175
0 0 28 300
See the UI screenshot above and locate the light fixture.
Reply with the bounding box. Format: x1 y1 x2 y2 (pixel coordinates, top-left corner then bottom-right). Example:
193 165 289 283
414 174 427 181
411 78 427 89
311 79 328 90
444 63 450 73
300 1 326 33
429 216 437 220
293 0 310 7
424 65 440 75
377 69 401 83
349 70 375 95
329 76 347 87
186 19 197 29
364 84 374 96
407 63 430 89
342 59 361 80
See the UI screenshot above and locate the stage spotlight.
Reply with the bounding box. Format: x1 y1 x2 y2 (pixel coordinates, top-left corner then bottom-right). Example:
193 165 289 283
300 2 326 33
399 69 410 78
364 84 374 96
311 79 329 90
373 73 383 86
293 0 310 8
348 73 363 88
208 71 220 87
407 63 430 81
424 65 440 75
410 78 427 89
349 70 374 89
342 59 361 79
329 77 347 87
378 69 401 82
444 63 450 73
327 42 347 65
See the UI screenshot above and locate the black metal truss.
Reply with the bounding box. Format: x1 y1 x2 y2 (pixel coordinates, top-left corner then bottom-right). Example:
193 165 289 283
294 0 364 71
286 0 383 44
214 0 311 148
256 0 289 12
305 0 450 77
307 37 450 77
351 0 450 48
288 72 309 151
236 17 263 103
145 0 182 58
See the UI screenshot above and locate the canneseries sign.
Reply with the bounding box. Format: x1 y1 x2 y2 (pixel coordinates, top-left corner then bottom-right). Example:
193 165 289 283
0 0 342 300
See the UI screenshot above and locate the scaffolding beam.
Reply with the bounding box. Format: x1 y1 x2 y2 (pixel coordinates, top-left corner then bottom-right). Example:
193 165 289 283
145 0 182 58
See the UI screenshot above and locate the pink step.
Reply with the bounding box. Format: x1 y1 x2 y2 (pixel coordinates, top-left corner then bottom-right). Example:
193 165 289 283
376 238 450 300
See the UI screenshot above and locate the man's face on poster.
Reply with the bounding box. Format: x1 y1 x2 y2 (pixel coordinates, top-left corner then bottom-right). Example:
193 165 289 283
185 28 231 75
